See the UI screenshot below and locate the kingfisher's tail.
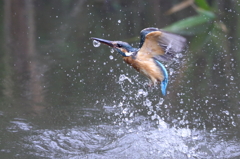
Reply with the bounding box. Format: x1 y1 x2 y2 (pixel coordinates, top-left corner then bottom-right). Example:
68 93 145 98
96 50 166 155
154 59 168 96
161 78 168 96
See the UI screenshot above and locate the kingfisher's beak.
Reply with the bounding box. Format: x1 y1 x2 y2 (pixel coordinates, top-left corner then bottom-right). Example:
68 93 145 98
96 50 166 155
91 37 114 47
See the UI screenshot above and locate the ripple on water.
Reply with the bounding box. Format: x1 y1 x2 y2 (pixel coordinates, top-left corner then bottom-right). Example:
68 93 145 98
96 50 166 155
16 119 240 159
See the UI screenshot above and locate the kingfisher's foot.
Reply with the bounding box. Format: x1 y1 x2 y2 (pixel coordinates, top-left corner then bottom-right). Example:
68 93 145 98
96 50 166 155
148 86 153 92
143 82 150 88
143 82 153 92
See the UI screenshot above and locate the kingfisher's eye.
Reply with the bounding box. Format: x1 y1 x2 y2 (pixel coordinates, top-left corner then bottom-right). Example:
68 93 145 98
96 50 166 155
117 44 122 47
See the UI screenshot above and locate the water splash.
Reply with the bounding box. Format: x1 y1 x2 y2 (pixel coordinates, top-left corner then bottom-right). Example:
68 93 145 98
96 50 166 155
110 48 114 53
118 74 133 84
175 53 183 58
93 40 101 47
109 55 114 60
137 89 148 98
158 98 164 105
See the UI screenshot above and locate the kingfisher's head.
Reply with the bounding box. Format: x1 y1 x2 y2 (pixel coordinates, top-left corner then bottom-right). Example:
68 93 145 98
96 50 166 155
91 37 137 57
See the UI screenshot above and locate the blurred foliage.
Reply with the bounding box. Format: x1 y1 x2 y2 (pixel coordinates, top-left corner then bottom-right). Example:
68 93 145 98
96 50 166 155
164 0 217 35
164 0 239 120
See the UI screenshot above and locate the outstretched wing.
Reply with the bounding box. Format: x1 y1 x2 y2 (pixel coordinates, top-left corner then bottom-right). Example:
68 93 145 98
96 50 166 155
138 27 186 62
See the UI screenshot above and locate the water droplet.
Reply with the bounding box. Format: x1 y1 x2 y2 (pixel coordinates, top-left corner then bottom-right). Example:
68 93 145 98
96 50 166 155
129 112 134 118
151 113 158 120
144 98 152 107
110 49 114 53
159 98 164 105
137 89 148 97
109 55 114 60
93 40 101 47
232 121 236 127
122 108 128 114
223 110 229 115
210 127 216 132
169 68 174 75
118 74 133 84
118 102 123 107
176 53 183 58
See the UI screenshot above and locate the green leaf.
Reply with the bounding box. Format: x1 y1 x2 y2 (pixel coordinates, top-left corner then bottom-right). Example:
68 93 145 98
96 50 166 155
163 13 215 34
195 0 211 10
196 8 215 19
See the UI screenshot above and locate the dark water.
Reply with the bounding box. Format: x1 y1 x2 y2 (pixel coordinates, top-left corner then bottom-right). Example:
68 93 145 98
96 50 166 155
0 0 240 158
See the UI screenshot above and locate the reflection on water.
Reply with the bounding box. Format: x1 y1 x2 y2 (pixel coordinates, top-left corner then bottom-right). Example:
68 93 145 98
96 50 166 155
0 0 240 158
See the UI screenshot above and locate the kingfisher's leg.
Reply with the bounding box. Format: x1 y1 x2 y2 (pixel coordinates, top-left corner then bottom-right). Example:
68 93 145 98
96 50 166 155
146 78 158 91
143 79 152 91
147 81 153 92
149 78 158 87
148 79 153 87
143 80 152 88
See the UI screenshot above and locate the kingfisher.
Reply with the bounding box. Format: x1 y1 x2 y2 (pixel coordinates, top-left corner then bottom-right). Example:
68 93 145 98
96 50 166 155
91 27 186 95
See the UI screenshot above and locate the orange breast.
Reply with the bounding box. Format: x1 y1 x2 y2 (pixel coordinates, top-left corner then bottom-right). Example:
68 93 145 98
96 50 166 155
123 55 164 85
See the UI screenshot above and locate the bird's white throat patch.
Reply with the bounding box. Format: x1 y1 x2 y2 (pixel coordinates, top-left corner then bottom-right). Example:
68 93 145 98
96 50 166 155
125 52 134 56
